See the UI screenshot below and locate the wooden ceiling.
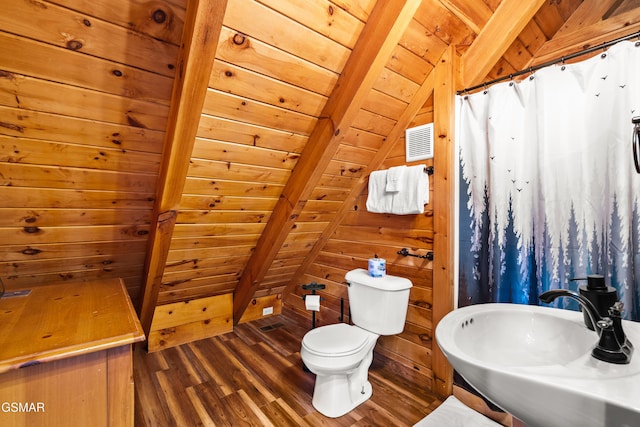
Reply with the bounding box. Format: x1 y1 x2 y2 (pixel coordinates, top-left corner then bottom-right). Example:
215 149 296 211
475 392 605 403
2 0 640 331
139 0 640 327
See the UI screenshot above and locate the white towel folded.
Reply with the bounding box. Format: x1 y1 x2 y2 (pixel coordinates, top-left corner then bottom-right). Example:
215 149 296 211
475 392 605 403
385 165 406 192
366 165 429 215
391 164 429 214
366 169 394 213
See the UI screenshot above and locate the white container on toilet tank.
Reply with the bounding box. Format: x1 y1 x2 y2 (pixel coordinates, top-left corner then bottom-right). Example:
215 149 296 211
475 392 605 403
346 268 411 335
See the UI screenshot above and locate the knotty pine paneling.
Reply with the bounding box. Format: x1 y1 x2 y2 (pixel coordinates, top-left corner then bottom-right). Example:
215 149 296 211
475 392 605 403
285 97 435 378
148 293 233 352
414 0 476 47
264 0 447 293
197 114 308 152
157 0 376 306
237 293 282 324
215 27 338 97
224 0 352 72
484 0 583 82
0 0 185 302
51 0 186 45
1 0 634 392
0 74 170 130
2 1 179 78
209 60 327 117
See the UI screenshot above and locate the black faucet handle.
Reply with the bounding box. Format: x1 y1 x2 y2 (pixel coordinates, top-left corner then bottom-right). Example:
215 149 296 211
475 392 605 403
596 317 614 332
608 302 634 355
592 318 631 364
610 301 624 315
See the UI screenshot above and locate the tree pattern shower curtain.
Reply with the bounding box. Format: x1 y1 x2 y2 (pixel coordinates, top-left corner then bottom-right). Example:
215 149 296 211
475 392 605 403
457 40 640 320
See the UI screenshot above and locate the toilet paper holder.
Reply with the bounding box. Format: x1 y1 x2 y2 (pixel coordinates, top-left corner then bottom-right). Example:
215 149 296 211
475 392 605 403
302 282 326 293
302 282 326 329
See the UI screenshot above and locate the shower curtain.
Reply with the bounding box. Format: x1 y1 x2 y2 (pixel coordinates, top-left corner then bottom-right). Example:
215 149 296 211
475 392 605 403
457 40 640 320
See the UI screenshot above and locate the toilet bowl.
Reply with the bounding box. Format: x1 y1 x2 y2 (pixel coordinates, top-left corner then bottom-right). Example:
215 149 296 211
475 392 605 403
301 323 379 418
300 269 413 418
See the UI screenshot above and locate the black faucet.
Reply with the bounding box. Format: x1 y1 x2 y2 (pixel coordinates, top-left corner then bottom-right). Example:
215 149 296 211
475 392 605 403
539 289 634 364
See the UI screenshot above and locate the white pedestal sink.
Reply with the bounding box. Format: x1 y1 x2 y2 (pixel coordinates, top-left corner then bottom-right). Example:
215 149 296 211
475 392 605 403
436 303 640 427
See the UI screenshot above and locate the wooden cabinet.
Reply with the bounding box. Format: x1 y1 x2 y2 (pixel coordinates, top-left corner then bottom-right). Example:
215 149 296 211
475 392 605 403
0 279 145 427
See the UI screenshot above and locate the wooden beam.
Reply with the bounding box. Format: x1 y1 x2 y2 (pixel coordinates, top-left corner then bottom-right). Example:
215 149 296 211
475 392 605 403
232 0 423 324
432 44 457 399
461 0 546 87
138 0 228 335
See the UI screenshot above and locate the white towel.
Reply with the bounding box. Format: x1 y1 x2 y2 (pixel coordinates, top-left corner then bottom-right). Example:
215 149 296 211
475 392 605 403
413 396 502 427
390 164 429 214
385 165 406 192
366 169 393 213
366 165 429 215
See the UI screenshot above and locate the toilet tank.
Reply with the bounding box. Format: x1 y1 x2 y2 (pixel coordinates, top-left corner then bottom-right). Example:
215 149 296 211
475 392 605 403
345 268 412 335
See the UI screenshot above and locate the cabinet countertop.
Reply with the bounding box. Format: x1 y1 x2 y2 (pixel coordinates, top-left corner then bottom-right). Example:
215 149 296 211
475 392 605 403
0 278 145 374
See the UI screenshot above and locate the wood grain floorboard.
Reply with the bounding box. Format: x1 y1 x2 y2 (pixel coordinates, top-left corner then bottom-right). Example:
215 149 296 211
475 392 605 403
134 308 443 426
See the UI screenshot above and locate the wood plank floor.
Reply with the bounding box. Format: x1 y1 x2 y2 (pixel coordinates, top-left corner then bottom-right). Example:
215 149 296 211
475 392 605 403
134 308 443 426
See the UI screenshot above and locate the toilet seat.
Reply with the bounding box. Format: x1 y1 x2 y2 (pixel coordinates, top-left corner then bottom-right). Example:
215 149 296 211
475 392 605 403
302 323 372 357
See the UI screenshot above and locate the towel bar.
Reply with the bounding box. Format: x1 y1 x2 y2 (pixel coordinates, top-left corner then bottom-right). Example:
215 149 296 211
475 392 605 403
397 247 433 260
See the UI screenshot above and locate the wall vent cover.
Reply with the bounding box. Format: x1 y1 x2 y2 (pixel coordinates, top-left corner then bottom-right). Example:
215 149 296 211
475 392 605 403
405 123 434 162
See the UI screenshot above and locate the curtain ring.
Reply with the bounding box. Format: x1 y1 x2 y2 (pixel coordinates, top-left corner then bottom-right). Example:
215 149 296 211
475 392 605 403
483 83 488 95
509 74 514 86
528 67 535 80
560 57 566 71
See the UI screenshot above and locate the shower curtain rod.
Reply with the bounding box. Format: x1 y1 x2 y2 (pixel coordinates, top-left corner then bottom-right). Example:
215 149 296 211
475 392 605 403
457 30 640 95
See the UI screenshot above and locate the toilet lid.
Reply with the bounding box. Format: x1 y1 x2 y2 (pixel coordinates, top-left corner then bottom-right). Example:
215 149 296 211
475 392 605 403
302 323 371 356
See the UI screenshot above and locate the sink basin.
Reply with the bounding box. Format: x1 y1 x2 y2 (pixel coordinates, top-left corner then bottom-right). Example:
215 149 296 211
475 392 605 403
436 303 640 427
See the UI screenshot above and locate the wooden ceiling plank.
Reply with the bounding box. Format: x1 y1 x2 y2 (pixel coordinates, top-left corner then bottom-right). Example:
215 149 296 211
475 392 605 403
610 0 640 17
517 18 549 56
232 0 423 324
491 38 533 80
414 0 475 47
530 8 640 65
437 0 493 34
138 0 228 335
556 0 621 36
461 0 546 88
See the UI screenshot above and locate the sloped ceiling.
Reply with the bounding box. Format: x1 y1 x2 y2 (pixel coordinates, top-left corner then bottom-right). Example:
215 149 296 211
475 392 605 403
2 0 638 331
136 0 640 328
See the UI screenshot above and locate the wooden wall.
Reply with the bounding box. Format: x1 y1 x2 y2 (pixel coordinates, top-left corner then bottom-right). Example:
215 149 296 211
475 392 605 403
5 0 640 398
144 0 449 362
290 137 436 385
0 0 185 302
278 0 588 388
154 0 375 307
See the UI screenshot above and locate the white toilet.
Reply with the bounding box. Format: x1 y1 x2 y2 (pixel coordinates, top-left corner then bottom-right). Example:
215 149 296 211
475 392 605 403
300 268 412 418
